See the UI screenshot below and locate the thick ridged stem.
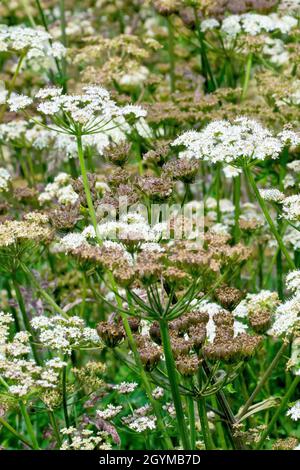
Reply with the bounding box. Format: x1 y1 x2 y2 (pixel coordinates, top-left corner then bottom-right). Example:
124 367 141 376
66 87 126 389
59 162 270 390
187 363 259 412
159 319 191 450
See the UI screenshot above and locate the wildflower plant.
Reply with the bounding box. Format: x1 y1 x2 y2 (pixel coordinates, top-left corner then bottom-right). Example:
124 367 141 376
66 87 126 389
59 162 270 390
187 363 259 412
0 0 300 455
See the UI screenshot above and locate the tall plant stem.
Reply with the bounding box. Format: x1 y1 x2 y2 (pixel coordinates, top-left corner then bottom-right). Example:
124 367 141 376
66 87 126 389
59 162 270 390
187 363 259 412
197 370 215 450
256 375 300 449
159 318 190 450
233 174 241 243
0 54 26 122
167 17 176 93
59 0 67 46
48 411 62 448
244 165 295 269
202 361 245 449
12 276 40 364
216 163 221 222
77 134 101 242
186 379 196 449
238 340 288 419
21 264 68 319
193 8 217 92
59 0 67 79
62 364 70 429
242 53 252 100
34 0 65 89
19 401 40 450
211 395 227 449
276 216 283 299
0 415 33 449
116 288 172 449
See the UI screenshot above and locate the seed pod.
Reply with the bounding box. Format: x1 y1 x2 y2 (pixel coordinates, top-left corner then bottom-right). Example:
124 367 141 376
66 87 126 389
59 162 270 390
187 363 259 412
97 321 125 348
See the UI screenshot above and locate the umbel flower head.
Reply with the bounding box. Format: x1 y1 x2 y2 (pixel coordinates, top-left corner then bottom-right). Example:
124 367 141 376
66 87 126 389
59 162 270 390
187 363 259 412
8 85 146 136
171 116 300 166
0 24 66 61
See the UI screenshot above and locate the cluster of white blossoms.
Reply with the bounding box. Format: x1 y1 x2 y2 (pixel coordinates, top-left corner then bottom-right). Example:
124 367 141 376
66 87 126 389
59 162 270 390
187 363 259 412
270 279 300 336
83 212 168 245
60 426 111 450
8 85 146 134
0 25 66 66
201 13 297 37
0 168 11 192
286 270 300 292
262 38 289 66
171 117 299 166
0 311 67 397
112 382 138 394
121 403 156 433
281 195 300 221
38 172 79 206
233 290 280 319
96 404 123 420
260 189 285 203
287 401 300 421
30 315 100 354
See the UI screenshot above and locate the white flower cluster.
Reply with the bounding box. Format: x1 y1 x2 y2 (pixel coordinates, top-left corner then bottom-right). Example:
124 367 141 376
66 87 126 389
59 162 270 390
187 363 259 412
128 415 157 432
8 85 146 134
281 195 300 221
84 212 168 245
171 117 298 165
270 293 300 336
0 25 66 63
260 189 285 203
263 38 289 66
112 381 138 394
38 172 79 206
286 270 300 292
233 290 279 318
60 426 111 450
31 315 100 354
284 226 300 251
0 168 11 192
201 13 297 37
287 401 300 421
0 312 67 397
96 404 123 420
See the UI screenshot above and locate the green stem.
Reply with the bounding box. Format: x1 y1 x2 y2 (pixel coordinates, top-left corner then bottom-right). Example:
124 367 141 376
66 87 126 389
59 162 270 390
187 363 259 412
233 174 241 243
186 379 196 449
34 0 65 89
0 415 33 449
238 340 288 419
159 318 190 450
256 375 300 449
211 394 227 449
77 134 101 242
276 216 283 299
59 0 67 46
193 8 217 92
0 53 26 122
19 401 40 450
197 369 215 450
21 264 68 319
244 166 295 269
48 411 62 448
62 364 70 430
119 287 173 449
167 17 176 93
12 276 40 364
216 163 221 222
241 53 252 100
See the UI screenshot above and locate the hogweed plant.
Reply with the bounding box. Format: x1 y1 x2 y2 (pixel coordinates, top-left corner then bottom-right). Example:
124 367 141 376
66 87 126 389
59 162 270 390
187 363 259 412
0 0 299 453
